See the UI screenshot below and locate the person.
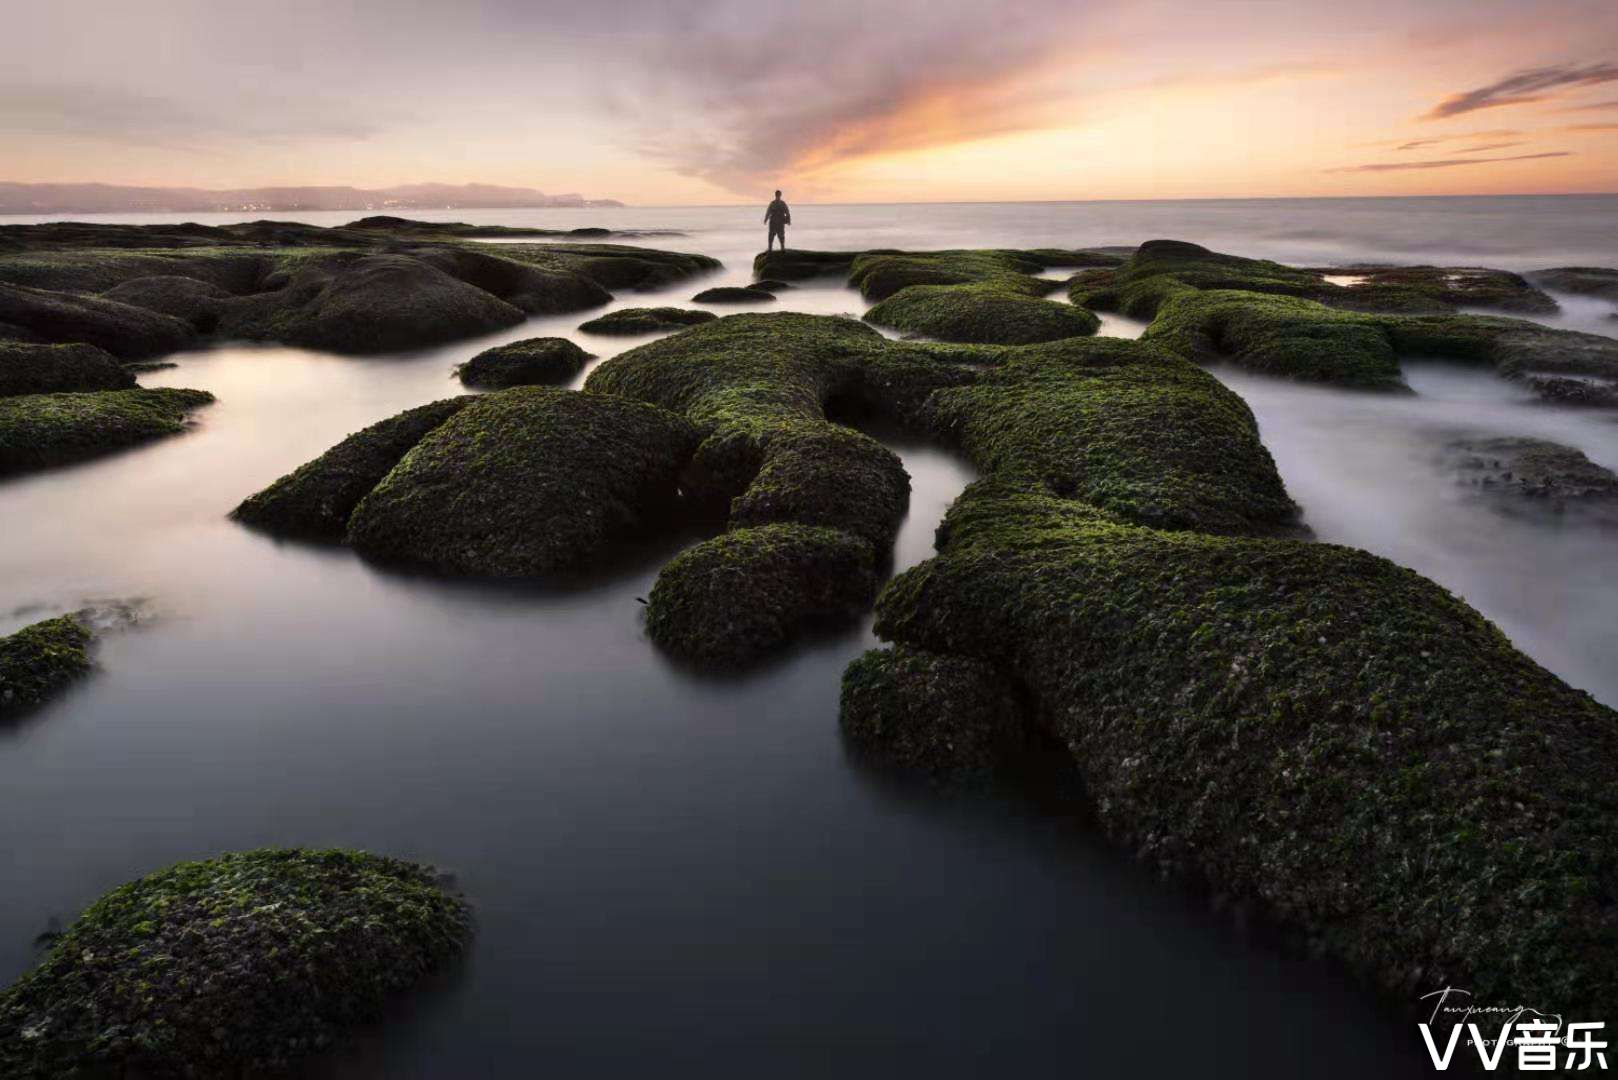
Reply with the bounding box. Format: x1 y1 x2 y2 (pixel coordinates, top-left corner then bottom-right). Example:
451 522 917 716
764 190 791 251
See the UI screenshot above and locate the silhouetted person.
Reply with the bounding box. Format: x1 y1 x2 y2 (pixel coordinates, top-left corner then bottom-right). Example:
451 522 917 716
764 190 791 251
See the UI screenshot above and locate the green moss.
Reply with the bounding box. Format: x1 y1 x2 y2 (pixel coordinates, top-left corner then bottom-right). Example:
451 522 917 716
456 337 593 388
1312 265 1557 314
586 314 911 545
0 341 134 397
232 397 473 541
1141 289 1406 388
867 476 1618 1015
0 388 214 476
577 307 719 335
750 249 870 281
646 524 877 668
0 615 92 715
840 646 1026 777
692 286 777 304
0 282 195 359
0 848 470 1076
347 387 697 577
865 280 1100 345
920 337 1299 535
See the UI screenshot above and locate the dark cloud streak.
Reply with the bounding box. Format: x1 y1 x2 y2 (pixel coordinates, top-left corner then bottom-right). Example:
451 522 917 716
1328 151 1572 173
1425 62 1618 119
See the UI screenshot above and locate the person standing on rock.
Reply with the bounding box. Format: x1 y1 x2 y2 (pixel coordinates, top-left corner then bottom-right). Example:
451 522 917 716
764 190 791 251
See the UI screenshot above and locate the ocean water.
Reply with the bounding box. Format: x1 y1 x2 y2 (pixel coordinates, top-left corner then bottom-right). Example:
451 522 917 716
3 197 1617 1077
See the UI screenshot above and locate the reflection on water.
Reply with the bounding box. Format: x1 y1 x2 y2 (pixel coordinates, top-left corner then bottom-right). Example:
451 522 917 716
7 197 1614 1075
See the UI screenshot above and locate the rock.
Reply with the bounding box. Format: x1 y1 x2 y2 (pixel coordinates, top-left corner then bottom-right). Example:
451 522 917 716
0 341 135 397
218 254 526 353
692 286 777 304
865 280 1100 345
1527 266 1618 303
411 247 611 315
0 849 470 1076
232 397 473 541
345 388 697 577
101 275 232 330
0 282 194 359
577 307 718 335
456 337 593 388
0 388 214 476
646 524 877 668
0 615 91 716
1444 435 1618 515
840 646 1027 778
749 279 793 293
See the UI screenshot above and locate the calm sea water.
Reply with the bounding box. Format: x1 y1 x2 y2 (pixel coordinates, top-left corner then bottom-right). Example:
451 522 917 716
4 197 1616 1077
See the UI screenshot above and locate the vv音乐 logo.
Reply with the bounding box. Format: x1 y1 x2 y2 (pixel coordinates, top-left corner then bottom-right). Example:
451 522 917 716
1419 986 1609 1071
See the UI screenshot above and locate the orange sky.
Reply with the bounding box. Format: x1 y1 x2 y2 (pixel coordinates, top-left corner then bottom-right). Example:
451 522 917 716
3 0 1615 204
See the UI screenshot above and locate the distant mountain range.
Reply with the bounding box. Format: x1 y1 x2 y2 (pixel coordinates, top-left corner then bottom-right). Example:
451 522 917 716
0 182 625 215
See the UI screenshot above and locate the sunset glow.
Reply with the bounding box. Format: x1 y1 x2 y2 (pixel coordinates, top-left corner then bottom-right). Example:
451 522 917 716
3 0 1615 204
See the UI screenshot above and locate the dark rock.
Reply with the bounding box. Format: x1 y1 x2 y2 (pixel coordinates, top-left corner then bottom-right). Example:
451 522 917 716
0 341 135 397
0 615 91 716
693 286 777 304
0 283 194 359
0 388 214 476
456 337 593 388
232 397 473 541
577 307 718 335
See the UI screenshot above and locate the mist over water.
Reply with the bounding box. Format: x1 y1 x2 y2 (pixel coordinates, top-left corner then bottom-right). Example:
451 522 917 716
3 197 1615 1076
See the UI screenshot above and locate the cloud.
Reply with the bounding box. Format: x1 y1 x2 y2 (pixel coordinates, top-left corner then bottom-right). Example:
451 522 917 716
1328 151 1572 173
614 0 1097 194
1425 62 1618 119
1389 129 1520 151
1556 98 1618 111
1562 122 1618 131
1453 141 1525 152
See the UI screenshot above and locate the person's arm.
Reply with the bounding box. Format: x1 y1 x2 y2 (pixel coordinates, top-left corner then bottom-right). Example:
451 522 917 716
784 205 791 225
763 205 770 223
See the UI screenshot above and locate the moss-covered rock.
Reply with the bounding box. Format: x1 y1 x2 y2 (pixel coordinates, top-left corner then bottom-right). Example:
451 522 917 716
1141 289 1406 388
0 282 195 359
919 337 1299 535
0 848 470 1077
346 388 697 577
0 388 214 475
577 307 719 335
218 254 527 353
1312 265 1557 314
840 646 1026 777
867 476 1618 1016
865 280 1100 345
848 249 1108 302
646 524 877 668
1444 435 1618 517
692 286 776 304
749 278 793 293
101 274 232 330
585 314 910 546
750 249 868 281
0 341 134 397
232 397 473 541
0 221 721 358
0 615 91 716
1529 266 1618 303
456 337 593 388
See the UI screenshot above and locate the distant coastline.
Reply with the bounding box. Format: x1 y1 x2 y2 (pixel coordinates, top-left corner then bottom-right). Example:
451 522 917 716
0 181 625 215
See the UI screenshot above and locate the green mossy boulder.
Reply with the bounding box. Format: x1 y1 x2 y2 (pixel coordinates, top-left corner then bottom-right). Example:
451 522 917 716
751 249 869 281
0 282 195 359
865 280 1100 345
521 243 721 292
646 524 877 668
101 274 233 330
0 388 214 476
840 646 1027 777
232 397 473 541
456 337 593 388
1141 289 1406 388
848 249 1105 302
0 615 92 716
919 337 1299 535
1313 265 1556 315
346 388 697 577
692 286 777 304
411 247 611 315
577 307 719 335
0 341 134 397
749 278 793 293
218 254 527 353
585 314 911 546
0 848 470 1077
868 477 1618 1016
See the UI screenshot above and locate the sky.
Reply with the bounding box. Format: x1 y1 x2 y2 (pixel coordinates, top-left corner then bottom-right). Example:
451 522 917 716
2 0 1616 205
